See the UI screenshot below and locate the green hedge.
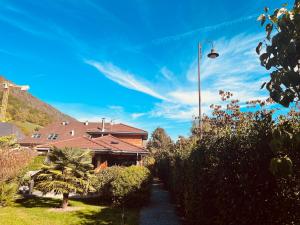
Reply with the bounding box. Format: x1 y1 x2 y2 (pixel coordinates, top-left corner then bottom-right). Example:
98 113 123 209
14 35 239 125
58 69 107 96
93 166 152 207
155 99 300 225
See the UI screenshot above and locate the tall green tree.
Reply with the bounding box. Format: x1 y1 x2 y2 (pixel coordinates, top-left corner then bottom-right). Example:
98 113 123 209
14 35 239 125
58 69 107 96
34 147 95 208
147 127 173 155
257 0 300 107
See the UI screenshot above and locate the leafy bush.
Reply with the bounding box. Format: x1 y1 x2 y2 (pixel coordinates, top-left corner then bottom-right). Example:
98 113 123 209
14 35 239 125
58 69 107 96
142 156 155 173
0 135 18 148
93 166 152 207
155 92 300 225
92 166 123 201
0 147 36 183
0 146 36 206
25 155 46 171
0 182 18 206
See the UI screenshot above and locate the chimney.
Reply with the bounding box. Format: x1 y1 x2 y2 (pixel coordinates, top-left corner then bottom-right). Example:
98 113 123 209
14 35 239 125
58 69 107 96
101 118 105 132
70 130 75 136
84 120 89 126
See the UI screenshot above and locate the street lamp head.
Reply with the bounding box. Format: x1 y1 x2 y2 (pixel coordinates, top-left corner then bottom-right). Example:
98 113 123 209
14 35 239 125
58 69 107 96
207 48 219 59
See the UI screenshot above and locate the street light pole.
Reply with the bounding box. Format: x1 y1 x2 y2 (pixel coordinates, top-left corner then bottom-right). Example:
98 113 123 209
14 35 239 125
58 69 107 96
196 42 219 138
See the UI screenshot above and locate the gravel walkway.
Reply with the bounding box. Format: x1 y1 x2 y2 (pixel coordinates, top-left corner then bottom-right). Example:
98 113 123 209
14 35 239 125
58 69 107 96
139 178 181 225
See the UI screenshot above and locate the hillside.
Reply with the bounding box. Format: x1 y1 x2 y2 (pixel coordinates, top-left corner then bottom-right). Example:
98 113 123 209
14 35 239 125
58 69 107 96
0 76 76 135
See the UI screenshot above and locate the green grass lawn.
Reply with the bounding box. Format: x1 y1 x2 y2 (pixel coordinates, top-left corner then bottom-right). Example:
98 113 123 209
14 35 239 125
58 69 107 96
25 155 46 171
0 196 139 225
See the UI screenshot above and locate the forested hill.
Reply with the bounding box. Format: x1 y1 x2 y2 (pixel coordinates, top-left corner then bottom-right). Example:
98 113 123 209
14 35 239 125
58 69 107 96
0 76 76 135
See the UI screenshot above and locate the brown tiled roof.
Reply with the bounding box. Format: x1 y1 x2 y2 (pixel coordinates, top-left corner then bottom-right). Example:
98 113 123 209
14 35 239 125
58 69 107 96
36 135 148 154
19 121 148 145
36 136 107 150
87 123 148 137
93 135 148 153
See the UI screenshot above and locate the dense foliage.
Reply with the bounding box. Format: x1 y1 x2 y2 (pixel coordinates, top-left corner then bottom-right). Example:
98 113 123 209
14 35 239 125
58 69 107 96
34 147 95 208
257 0 300 107
155 93 300 225
93 166 152 207
0 137 36 206
147 127 173 155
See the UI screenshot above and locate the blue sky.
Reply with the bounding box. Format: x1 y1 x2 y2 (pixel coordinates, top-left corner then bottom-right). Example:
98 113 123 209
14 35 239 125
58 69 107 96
0 0 294 139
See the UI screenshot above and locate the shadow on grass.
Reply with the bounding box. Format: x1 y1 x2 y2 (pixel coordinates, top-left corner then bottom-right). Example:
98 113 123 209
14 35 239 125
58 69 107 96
16 196 104 208
15 196 61 208
70 196 109 207
74 207 138 225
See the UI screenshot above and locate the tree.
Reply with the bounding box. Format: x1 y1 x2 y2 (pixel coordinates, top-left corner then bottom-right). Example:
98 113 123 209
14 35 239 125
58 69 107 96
34 147 95 208
257 0 300 107
147 127 173 155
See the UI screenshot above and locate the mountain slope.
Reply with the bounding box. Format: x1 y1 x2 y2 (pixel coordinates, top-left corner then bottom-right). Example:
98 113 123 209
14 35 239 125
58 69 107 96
0 76 76 135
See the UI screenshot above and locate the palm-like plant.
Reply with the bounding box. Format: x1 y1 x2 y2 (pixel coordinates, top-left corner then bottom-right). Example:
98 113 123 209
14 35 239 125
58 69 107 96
34 147 95 208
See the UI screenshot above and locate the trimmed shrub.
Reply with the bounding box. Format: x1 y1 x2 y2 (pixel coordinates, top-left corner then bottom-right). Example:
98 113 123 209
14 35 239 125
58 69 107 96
93 166 152 207
92 166 123 201
155 95 300 225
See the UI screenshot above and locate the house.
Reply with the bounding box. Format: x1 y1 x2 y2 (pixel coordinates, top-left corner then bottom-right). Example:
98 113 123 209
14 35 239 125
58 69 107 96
19 119 149 167
0 122 25 140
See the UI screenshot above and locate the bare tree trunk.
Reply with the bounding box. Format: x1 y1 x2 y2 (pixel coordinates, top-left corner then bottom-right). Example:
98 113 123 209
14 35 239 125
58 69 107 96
61 193 69 208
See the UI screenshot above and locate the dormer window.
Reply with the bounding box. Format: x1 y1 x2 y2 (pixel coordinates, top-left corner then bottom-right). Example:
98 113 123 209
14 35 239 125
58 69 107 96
32 133 41 138
48 133 58 140
62 121 69 126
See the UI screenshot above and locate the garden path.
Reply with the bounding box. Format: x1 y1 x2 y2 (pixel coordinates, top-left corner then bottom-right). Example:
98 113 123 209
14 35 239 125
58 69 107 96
139 178 181 225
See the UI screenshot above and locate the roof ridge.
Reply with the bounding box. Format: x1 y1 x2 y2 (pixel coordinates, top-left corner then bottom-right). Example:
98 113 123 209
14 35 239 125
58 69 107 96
118 123 147 133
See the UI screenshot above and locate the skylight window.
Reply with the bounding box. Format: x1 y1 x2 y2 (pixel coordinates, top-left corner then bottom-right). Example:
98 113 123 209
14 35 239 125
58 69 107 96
48 133 58 140
32 133 41 138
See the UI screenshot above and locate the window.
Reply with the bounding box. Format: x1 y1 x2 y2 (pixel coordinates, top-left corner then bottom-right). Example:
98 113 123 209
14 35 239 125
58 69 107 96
62 121 69 126
32 133 41 138
48 133 58 140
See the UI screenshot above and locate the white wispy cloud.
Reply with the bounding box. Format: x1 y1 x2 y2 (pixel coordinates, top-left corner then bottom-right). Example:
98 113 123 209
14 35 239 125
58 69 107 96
147 15 257 46
0 3 88 54
186 33 265 82
160 67 174 81
84 33 269 122
85 60 167 100
131 113 146 119
84 0 125 26
151 33 269 121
